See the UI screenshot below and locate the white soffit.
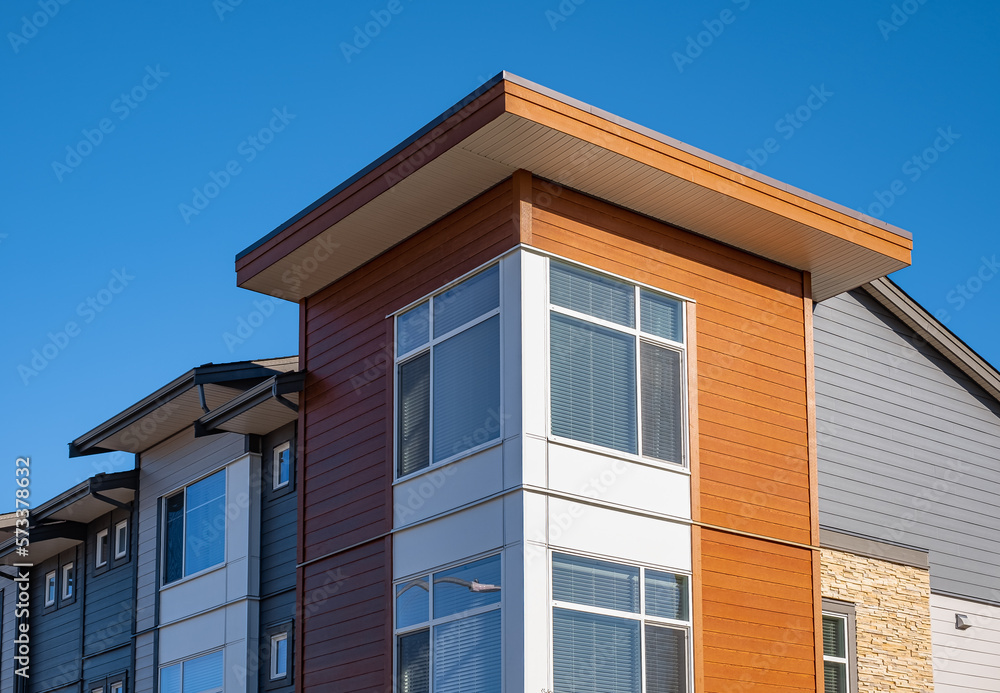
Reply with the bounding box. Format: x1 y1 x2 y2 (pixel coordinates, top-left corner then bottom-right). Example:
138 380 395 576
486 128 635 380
242 104 909 303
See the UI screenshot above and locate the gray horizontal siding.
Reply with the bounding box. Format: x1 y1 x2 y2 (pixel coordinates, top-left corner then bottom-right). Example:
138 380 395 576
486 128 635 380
30 550 83 691
815 289 1000 603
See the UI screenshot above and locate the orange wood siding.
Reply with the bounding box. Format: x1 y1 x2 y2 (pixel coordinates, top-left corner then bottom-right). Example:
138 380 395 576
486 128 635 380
702 530 817 693
298 179 518 690
527 177 818 692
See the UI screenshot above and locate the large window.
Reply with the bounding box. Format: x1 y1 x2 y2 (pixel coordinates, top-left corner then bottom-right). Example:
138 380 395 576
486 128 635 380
551 552 691 693
395 264 502 478
549 261 686 465
395 554 502 693
159 650 224 693
163 470 226 584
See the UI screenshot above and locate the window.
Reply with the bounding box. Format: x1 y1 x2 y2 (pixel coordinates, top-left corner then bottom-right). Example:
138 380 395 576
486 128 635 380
159 650 224 693
823 611 855 693
92 687 105 693
270 632 289 679
115 520 129 560
61 562 74 600
549 260 687 465
96 528 109 567
395 264 502 477
272 441 291 490
395 554 502 693
45 571 56 606
163 470 226 585
110 683 124 693
551 552 691 693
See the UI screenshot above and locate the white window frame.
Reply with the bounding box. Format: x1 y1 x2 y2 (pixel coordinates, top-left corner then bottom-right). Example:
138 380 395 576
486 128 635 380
91 687 105 693
549 551 693 693
272 441 291 490
45 570 56 606
822 610 854 693
159 649 224 693
110 683 123 693
546 257 690 468
114 520 129 560
61 562 74 600
393 553 504 691
96 528 109 567
161 469 227 586
270 632 289 679
392 262 504 480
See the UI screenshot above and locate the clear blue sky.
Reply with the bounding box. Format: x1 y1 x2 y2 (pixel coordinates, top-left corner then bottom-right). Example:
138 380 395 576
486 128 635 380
2 0 998 504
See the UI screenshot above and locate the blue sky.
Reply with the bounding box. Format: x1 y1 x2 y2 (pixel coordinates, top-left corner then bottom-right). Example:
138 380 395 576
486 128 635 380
2 0 997 504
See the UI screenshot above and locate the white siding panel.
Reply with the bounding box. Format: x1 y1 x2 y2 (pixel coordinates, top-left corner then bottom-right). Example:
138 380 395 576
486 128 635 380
931 593 1000 692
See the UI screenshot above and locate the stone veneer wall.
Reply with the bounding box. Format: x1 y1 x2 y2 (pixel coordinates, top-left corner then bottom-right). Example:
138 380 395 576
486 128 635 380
821 547 935 692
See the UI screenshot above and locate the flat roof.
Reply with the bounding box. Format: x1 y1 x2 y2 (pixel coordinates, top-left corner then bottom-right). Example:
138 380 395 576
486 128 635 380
236 72 912 302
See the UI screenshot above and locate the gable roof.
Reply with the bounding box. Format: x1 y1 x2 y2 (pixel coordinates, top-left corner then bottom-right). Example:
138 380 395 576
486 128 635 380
236 72 912 303
863 277 1000 403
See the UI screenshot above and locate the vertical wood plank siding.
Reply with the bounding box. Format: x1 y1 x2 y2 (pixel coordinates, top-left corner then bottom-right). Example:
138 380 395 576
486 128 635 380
529 179 817 693
299 179 518 689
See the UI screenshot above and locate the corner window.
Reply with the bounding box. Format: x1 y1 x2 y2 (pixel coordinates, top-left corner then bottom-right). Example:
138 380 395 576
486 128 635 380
822 605 857 693
163 470 226 585
395 554 502 693
270 632 289 679
96 528 109 568
115 520 129 560
551 552 691 693
272 441 291 490
45 571 56 606
549 260 687 465
159 650 224 693
61 562 74 600
395 264 502 478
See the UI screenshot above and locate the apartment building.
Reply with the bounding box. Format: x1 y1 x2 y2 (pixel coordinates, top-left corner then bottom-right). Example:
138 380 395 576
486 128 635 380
0 357 303 693
233 72 915 692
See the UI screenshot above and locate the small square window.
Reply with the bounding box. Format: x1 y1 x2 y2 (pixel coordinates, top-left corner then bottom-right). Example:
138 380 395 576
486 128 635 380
115 520 129 560
270 632 289 679
96 528 109 567
273 442 291 490
61 562 74 600
45 571 56 606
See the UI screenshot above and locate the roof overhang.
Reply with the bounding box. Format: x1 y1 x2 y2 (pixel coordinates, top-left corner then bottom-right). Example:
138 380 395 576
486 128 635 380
236 72 912 303
195 371 304 437
0 470 137 566
70 357 299 457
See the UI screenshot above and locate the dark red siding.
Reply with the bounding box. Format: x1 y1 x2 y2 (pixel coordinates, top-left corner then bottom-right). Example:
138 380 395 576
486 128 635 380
298 179 518 690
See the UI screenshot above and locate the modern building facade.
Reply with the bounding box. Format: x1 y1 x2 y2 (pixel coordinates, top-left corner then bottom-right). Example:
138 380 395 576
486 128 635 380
4 73 998 693
814 278 1000 693
233 72 916 692
0 357 304 693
